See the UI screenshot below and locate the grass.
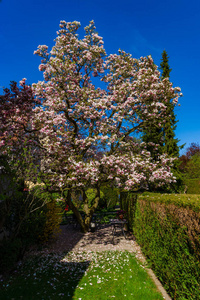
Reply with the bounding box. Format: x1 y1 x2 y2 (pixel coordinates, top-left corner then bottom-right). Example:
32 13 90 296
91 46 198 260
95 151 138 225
0 251 164 300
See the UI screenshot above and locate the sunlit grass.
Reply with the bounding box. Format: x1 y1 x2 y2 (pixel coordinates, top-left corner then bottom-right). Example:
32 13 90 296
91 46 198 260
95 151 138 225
0 251 164 299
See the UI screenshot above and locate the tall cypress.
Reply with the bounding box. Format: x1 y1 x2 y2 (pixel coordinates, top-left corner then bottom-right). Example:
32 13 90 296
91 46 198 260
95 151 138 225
142 58 164 158
160 50 181 157
142 51 184 192
160 50 172 79
142 51 181 158
160 50 185 192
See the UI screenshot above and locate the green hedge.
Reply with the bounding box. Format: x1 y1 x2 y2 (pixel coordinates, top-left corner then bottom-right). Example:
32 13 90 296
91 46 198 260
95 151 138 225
120 191 137 230
121 192 200 300
139 192 200 212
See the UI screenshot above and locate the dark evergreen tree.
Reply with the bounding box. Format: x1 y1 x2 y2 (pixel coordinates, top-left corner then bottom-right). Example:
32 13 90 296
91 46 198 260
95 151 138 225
142 119 164 159
160 50 172 79
142 58 164 159
142 51 184 192
160 50 182 157
160 50 185 192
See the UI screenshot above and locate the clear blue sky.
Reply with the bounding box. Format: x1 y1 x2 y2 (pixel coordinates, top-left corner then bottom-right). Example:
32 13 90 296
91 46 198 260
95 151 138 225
0 0 200 155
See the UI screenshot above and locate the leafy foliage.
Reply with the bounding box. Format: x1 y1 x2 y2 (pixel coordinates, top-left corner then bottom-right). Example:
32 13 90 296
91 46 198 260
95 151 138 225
185 142 200 159
0 181 63 273
143 50 184 192
100 186 118 209
135 201 200 300
85 188 104 208
120 191 137 230
143 50 182 159
184 178 200 194
159 50 183 158
185 153 200 179
179 143 200 176
178 143 200 193
37 201 62 242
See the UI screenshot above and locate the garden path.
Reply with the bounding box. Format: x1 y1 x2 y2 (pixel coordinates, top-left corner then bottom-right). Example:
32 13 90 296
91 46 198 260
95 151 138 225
28 224 171 300
48 224 145 260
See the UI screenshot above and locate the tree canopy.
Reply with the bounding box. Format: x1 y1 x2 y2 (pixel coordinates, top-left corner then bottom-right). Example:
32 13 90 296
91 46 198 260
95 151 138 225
179 143 200 177
0 21 182 231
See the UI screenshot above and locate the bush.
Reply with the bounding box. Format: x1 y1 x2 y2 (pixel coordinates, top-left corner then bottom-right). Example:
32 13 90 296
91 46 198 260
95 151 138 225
100 187 119 209
37 201 62 242
184 178 200 194
0 186 63 274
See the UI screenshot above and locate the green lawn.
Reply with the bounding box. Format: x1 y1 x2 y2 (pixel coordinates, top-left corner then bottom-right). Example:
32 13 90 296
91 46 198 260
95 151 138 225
0 251 164 300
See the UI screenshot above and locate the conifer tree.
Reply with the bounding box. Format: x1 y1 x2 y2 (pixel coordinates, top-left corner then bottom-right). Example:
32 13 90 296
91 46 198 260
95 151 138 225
160 50 181 157
142 57 164 158
160 50 185 192
143 50 182 158
142 50 184 192
160 50 172 79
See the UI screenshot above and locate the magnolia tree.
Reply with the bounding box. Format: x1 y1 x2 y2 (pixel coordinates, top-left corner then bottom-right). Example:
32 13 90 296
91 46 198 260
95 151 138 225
0 21 182 232
0 80 40 180
0 81 42 236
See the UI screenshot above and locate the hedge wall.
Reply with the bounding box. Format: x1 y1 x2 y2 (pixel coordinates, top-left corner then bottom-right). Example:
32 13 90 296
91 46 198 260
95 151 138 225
121 192 200 300
120 191 137 230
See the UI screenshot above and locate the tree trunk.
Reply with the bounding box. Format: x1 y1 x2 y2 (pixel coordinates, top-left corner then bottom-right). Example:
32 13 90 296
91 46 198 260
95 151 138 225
66 187 100 233
83 187 100 230
66 189 88 233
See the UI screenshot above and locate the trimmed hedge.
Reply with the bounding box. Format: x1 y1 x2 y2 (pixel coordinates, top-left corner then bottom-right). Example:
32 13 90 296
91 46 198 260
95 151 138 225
121 192 200 300
120 191 137 230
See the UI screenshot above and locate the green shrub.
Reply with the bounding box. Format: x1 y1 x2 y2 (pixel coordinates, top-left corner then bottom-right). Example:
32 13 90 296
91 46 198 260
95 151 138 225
37 201 62 242
184 178 200 194
100 187 118 209
138 193 200 212
0 185 63 274
26 187 63 243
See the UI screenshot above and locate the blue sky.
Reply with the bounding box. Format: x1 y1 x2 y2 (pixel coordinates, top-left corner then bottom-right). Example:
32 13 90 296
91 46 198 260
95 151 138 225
0 0 200 155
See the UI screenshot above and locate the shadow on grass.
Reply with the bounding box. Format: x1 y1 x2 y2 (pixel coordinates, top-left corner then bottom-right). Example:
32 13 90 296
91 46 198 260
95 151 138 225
0 255 90 299
0 218 135 299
